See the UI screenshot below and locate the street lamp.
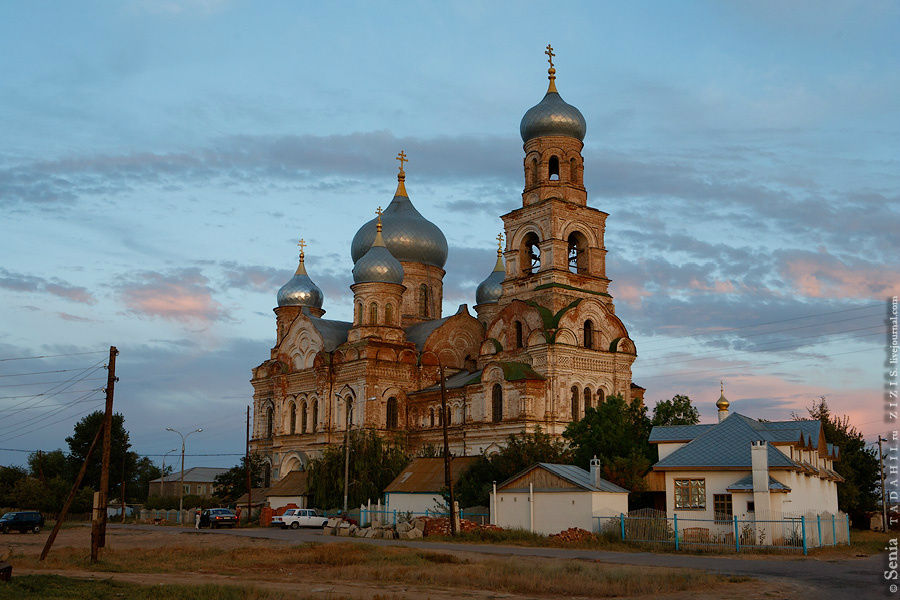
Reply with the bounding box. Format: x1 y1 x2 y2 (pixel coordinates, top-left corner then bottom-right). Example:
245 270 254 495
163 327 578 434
419 351 457 535
160 448 178 497
166 426 203 523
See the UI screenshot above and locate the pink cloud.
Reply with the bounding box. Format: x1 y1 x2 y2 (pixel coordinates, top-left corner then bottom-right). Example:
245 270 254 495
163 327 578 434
779 250 900 300
119 269 226 323
611 280 651 307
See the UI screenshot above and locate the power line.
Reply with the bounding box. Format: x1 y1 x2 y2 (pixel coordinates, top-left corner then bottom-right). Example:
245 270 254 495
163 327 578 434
0 447 243 458
0 388 105 437
0 350 107 362
0 388 104 400
0 399 106 443
0 361 106 416
0 367 101 379
0 377 106 389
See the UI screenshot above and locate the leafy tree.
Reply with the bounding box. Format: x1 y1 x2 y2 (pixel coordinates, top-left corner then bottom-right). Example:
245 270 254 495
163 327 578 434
455 427 572 507
306 430 410 510
0 465 27 506
214 454 265 501
651 395 700 427
66 411 137 497
129 456 163 502
802 398 879 525
28 449 70 482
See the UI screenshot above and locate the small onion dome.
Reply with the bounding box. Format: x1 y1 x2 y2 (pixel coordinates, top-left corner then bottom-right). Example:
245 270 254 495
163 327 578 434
476 240 505 305
352 212 404 284
716 381 729 411
277 244 324 308
351 169 448 268
520 55 586 143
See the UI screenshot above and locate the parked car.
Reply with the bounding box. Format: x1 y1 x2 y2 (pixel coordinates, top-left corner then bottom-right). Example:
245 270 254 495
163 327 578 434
198 508 237 529
273 508 328 529
0 511 44 534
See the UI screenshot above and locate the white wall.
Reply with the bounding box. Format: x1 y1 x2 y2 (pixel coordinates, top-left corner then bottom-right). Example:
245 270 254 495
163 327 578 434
268 495 306 510
492 490 628 535
385 492 446 515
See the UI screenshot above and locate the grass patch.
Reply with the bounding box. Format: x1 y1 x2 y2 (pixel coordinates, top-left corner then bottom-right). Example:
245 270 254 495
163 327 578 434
0 575 318 600
18 542 735 598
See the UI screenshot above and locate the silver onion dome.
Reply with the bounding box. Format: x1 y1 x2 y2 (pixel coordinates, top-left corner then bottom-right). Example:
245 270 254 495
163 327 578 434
351 172 448 268
277 250 324 308
476 247 505 305
520 50 586 143
352 219 404 285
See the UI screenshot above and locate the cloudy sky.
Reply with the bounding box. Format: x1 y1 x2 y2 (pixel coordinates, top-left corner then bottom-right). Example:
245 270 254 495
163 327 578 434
1 1 897 469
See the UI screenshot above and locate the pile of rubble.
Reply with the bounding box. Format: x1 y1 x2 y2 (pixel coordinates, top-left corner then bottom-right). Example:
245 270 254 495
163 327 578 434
420 517 502 536
322 517 425 540
549 527 595 543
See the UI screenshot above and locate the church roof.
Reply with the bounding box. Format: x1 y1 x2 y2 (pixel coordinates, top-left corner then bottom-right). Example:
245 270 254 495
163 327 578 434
306 313 352 352
415 369 483 393
403 316 452 351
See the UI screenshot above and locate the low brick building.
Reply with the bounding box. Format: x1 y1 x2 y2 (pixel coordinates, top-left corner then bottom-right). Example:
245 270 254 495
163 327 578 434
148 467 228 498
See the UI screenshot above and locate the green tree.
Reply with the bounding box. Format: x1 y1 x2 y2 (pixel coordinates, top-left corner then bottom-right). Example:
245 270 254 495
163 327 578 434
651 395 700 427
128 456 163 502
0 465 27 506
214 454 265 501
306 430 410 510
455 427 572 507
28 449 71 482
562 395 653 491
802 398 879 524
66 411 137 497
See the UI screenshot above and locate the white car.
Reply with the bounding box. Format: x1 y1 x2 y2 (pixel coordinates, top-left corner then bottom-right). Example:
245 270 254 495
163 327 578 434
274 508 328 529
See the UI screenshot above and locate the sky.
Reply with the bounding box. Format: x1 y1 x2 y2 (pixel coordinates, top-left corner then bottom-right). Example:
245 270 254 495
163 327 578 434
1 0 898 470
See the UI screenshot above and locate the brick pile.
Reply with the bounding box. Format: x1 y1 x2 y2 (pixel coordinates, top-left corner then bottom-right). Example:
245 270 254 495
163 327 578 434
549 527 595 543
420 517 502 537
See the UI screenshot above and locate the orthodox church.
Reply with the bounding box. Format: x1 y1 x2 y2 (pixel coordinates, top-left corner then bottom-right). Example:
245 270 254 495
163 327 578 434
249 48 641 485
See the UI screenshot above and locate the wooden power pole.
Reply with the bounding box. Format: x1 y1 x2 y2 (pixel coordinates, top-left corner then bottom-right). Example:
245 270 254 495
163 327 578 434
91 345 117 562
879 435 889 531
246 405 251 526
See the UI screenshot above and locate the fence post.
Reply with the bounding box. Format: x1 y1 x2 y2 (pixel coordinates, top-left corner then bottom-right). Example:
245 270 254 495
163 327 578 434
619 513 625 541
831 514 836 546
801 516 807 555
845 515 851 546
816 514 822 548
673 514 679 551
734 515 740 552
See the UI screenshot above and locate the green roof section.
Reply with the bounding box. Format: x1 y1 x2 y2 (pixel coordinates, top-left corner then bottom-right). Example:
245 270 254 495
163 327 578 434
534 282 612 297
499 361 545 381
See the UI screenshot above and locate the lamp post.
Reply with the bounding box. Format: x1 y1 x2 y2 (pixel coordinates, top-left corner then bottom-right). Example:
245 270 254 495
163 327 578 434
160 448 178 497
420 351 457 535
166 427 203 523
342 396 375 514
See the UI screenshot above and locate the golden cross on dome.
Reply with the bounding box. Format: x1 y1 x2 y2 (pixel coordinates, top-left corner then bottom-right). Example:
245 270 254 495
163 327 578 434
375 206 383 232
720 380 724 394
496 232 503 250
545 44 555 69
376 206 383 218
396 150 408 173
297 238 306 256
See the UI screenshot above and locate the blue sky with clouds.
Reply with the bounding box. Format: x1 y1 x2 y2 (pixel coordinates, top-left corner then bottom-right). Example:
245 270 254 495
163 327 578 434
1 0 898 469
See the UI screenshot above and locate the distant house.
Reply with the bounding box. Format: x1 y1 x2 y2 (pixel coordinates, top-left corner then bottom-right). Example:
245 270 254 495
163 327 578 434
266 470 309 510
384 457 479 514
649 392 841 522
148 467 228 498
490 460 629 535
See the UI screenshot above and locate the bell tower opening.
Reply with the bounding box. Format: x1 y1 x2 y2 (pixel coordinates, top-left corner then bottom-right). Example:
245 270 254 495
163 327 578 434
567 231 588 274
521 232 541 275
549 155 559 181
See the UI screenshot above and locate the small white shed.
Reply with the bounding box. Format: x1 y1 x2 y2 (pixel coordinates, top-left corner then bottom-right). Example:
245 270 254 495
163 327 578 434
384 457 479 515
491 459 629 535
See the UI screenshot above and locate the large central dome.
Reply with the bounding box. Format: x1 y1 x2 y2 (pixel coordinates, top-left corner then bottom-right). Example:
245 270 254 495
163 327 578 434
520 90 586 143
351 175 448 269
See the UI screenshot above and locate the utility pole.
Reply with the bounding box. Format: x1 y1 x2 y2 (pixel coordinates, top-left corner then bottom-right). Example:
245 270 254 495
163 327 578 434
439 361 457 535
246 405 252 525
91 345 117 562
343 398 352 514
120 451 127 524
166 426 203 524
879 435 889 531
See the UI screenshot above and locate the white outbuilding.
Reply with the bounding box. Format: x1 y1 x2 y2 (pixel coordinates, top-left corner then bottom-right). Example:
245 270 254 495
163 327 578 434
490 459 629 535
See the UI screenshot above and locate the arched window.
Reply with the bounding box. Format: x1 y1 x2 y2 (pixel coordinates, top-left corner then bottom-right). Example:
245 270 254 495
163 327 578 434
289 401 296 434
418 284 428 317
570 157 578 184
311 400 318 432
265 405 274 438
568 231 588 274
549 155 559 180
492 384 503 423
368 303 378 325
429 408 435 428
263 463 271 488
386 397 398 429
570 386 579 421
344 397 354 428
515 321 523 348
583 387 592 412
355 302 362 324
530 157 539 187
521 232 540 275
584 320 593 349
301 401 308 433
596 389 605 404
385 303 393 326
